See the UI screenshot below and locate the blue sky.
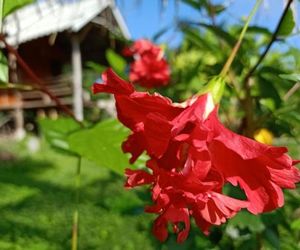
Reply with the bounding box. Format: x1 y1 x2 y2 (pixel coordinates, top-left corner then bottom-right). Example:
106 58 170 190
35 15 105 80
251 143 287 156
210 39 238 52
117 0 300 48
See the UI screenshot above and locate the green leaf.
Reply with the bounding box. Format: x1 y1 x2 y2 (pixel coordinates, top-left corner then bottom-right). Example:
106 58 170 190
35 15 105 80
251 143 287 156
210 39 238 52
228 211 265 233
68 119 130 175
259 66 285 76
198 23 236 46
180 26 217 52
259 98 276 112
279 73 300 82
261 211 288 228
291 218 300 230
0 51 8 84
180 22 235 47
247 25 272 37
277 7 295 37
85 61 107 74
3 0 33 18
182 0 226 16
105 49 127 77
39 117 81 152
256 76 282 108
263 228 280 250
152 26 170 42
206 4 226 15
181 0 206 11
236 239 258 250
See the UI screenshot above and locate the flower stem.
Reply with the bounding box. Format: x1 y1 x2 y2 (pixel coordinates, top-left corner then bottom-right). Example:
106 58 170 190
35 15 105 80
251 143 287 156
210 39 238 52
199 0 262 103
219 0 263 77
71 156 82 250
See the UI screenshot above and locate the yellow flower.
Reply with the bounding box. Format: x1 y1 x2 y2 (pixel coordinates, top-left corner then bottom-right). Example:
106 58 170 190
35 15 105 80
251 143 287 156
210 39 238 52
254 128 274 145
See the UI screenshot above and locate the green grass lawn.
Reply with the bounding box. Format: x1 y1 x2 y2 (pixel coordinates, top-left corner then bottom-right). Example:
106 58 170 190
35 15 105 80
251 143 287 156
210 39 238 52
0 137 161 250
0 136 299 250
0 136 216 250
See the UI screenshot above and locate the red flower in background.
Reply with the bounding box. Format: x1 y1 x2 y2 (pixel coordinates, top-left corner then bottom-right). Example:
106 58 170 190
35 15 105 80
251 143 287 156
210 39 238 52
93 69 300 243
123 39 170 88
123 39 161 57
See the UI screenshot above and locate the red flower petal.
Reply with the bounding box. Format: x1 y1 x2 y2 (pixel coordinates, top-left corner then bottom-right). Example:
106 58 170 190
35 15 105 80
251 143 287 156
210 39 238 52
153 206 190 243
129 57 170 88
124 168 153 188
92 68 134 95
93 69 300 243
115 92 181 130
203 109 300 214
144 113 173 157
122 129 145 164
131 39 161 57
123 39 170 88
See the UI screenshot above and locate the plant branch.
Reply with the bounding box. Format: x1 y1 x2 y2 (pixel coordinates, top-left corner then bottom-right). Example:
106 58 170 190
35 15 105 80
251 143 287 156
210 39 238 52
283 82 300 101
206 0 216 26
241 0 294 137
243 0 294 82
0 34 84 127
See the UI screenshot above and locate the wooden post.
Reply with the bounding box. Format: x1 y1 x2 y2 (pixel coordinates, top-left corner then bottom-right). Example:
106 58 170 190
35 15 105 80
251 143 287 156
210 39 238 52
14 92 25 139
71 35 83 121
8 52 25 139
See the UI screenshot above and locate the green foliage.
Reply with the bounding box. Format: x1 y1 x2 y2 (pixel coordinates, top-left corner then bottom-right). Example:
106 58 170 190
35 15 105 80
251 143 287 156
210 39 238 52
279 73 300 82
277 7 295 37
197 23 236 46
39 118 81 152
3 137 298 250
2 0 33 18
152 26 170 42
181 0 205 10
0 0 34 89
106 49 127 78
0 139 156 250
181 0 226 16
68 119 131 175
229 211 265 233
291 219 300 230
0 51 8 84
85 61 106 75
161 4 300 140
39 118 136 175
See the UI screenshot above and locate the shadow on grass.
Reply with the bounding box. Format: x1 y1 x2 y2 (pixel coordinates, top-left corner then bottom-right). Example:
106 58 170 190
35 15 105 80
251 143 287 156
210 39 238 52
0 156 219 250
0 157 74 249
0 157 160 250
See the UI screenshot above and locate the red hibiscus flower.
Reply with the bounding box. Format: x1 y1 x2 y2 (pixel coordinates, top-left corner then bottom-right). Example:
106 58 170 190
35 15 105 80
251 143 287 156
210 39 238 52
123 39 170 88
123 39 161 57
93 69 300 243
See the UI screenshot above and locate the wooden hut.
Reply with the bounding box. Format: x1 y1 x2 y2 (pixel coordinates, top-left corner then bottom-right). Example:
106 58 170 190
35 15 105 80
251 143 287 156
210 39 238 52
0 0 130 138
